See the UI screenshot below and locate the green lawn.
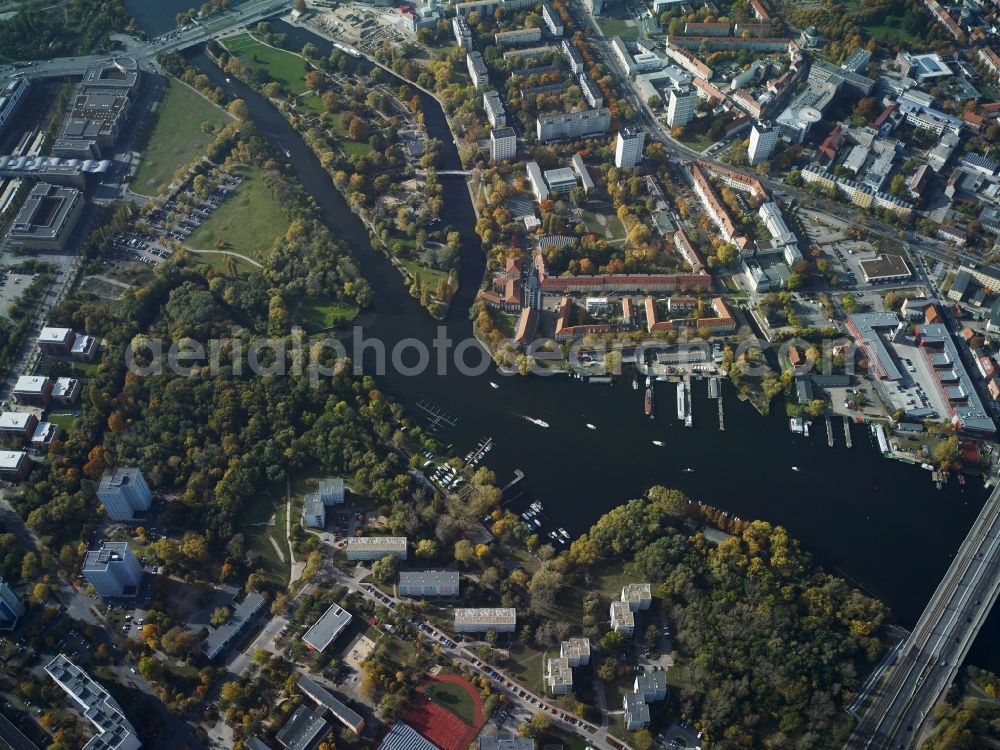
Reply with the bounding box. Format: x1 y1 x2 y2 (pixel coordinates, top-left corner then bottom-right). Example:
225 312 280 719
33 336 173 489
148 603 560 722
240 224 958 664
504 642 546 694
187 166 290 261
188 250 260 277
48 413 78 430
425 677 479 725
398 258 453 289
297 296 359 331
327 115 373 156
597 17 638 37
591 558 635 600
223 32 311 95
133 79 228 196
240 485 290 587
579 208 626 241
673 129 717 152
298 93 325 114
864 20 920 44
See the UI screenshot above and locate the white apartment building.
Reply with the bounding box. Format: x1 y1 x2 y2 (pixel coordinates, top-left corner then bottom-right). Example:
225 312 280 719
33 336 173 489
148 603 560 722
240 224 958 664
621 583 653 611
345 536 408 560
467 52 489 88
546 656 574 694
453 607 517 633
560 637 591 666
615 128 645 168
748 121 777 165
610 600 635 633
484 90 506 127
398 571 460 596
490 127 517 162
82 543 143 597
666 86 696 128
303 493 325 529
0 578 25 631
536 107 611 142
46 654 141 750
97 467 151 522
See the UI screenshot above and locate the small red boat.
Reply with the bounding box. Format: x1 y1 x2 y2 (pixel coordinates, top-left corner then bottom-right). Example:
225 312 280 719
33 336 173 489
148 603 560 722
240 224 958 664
644 388 652 416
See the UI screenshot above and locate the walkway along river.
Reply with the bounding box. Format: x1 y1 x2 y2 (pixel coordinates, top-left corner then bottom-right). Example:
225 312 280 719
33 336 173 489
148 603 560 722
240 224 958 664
184 26 1000 669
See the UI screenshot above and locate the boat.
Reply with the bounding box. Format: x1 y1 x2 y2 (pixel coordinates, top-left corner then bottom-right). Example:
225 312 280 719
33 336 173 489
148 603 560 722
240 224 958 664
920 462 934 471
586 423 596 430
959 474 967 486
632 377 638 390
676 382 686 421
523 416 550 428
685 413 692 428
333 40 362 57
656 375 667 382
644 388 653 417
531 501 542 511
532 519 541 527
792 466 800 472
645 376 651 387
558 528 569 539
652 440 664 447
682 468 694 473
490 382 499 389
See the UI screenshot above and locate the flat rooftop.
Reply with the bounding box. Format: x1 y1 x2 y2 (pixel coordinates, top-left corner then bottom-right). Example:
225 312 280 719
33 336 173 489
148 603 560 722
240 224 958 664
859 253 911 280
454 608 517 625
302 602 353 652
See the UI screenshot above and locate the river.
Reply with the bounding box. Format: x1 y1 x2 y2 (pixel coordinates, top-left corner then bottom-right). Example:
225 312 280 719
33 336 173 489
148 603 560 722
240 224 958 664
130 8 1000 669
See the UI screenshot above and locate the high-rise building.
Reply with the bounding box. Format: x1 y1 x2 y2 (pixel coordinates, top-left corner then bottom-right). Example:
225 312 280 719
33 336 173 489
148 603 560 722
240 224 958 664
666 86 696 128
615 128 646 168
97 467 151 521
536 107 611 142
0 579 24 631
748 121 777 165
490 127 517 162
82 543 142 598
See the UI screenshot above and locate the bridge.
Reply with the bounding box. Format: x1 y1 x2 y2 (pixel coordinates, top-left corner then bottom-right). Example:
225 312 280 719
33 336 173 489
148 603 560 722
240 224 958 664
415 169 472 177
0 0 289 80
845 480 1000 749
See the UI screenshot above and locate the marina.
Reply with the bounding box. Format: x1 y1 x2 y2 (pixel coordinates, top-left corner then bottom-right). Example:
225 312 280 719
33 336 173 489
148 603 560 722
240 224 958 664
415 398 459 432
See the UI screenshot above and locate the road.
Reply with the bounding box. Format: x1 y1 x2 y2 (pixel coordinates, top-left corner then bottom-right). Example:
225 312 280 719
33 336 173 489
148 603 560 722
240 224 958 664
844 480 1000 749
0 0 290 80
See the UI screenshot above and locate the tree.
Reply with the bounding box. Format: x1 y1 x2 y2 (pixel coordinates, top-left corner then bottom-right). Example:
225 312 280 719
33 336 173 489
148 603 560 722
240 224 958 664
371 554 399 583
934 436 962 471
454 539 475 563
415 539 438 559
227 99 249 121
347 117 368 141
210 607 231 627
601 629 630 655
294 0 306 11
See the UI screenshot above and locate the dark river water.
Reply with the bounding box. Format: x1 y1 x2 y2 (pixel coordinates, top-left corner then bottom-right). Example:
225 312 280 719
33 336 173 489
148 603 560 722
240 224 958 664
121 4 1000 670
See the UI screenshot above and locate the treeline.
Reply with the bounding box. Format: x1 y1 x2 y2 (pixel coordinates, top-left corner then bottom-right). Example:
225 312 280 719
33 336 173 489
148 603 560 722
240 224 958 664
0 0 132 61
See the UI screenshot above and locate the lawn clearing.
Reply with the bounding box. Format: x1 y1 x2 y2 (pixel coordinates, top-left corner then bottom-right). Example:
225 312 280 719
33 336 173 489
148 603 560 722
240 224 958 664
504 642 546 694
864 20 920 44
240 485 290 587
579 207 626 241
48 413 78 430
297 296 359 331
223 32 311 95
132 78 229 196
598 17 637 37
187 250 261 277
187 166 290 262
424 677 479 725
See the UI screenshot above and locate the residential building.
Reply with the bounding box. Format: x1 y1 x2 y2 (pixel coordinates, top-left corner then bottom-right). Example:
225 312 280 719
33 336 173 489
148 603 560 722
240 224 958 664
318 477 345 504
46 654 141 750
31 421 59 446
666 85 696 128
0 579 25 631
0 411 38 439
561 39 585 74
526 161 549 201
52 376 81 404
276 706 330 750
81 542 142 598
610 600 635 633
97 466 152 522
684 21 731 35
70 333 97 360
634 672 668 702
484 90 506 127
615 128 645 168
453 607 517 633
202 592 266 659
560 637 591 666
579 72 603 108
748 121 777 165
0 451 30 482
490 126 517 162
571 153 594 194
544 167 577 194
12 375 52 406
610 36 636 76
37 326 76 355
345 536 408 560
297 675 365 735
303 493 325 529
621 583 652 610
546 656 574 694
540 1 563 35
0 76 29 137
467 52 489 88
479 735 535 750
859 254 911 283
536 108 611 142
495 27 542 47
398 571 460 596
452 16 473 48
623 693 650 730
916 322 995 436
302 602 353 652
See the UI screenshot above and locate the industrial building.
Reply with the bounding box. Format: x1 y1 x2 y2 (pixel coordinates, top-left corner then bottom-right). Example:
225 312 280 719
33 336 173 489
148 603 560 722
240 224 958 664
379 722 440 750
302 602 353 652
453 607 516 633
916 323 996 437
97 466 152 522
7 182 84 250
81 542 142 598
859 254 911 284
202 592 266 659
46 654 141 750
398 571 460 596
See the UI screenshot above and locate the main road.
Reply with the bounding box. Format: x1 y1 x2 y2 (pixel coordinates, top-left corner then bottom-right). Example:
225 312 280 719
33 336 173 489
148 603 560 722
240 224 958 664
845 480 1000 749
0 0 290 80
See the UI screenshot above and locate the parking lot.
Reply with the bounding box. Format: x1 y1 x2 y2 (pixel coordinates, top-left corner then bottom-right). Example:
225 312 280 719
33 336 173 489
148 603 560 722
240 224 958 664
884 338 950 419
0 272 35 319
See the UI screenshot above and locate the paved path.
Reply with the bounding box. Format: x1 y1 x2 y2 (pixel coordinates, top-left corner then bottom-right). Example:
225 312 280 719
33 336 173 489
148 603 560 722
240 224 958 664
185 248 263 268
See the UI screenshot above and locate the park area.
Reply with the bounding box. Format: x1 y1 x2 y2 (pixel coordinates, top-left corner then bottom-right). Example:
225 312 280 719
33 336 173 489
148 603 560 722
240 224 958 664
132 79 229 196
223 32 310 95
186 165 290 267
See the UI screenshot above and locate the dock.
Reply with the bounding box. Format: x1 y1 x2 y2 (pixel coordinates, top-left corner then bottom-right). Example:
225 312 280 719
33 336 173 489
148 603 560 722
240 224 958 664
501 469 525 493
708 377 720 399
718 396 724 431
826 415 834 447
415 398 459 431
843 416 852 448
463 437 493 468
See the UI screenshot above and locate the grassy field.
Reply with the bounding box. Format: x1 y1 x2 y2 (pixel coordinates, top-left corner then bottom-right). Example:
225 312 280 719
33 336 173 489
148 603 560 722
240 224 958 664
224 32 310 95
240 486 290 587
864 20 920 44
297 296 359 331
187 166 290 261
132 79 228 196
48 413 78 430
327 114 373 156
188 250 261 277
579 207 626 241
425 677 479 724
597 17 638 37
673 128 717 152
398 258 453 289
504 642 546 694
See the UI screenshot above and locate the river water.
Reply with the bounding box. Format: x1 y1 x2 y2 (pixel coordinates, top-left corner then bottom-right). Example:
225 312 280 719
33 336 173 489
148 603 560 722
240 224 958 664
120 1 999 668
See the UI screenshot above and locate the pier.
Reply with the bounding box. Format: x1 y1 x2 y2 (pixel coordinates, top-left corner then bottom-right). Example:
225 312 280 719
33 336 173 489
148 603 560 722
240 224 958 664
415 398 459 431
718 396 725 431
501 469 525 493
463 437 493 468
826 415 834 447
843 416 852 448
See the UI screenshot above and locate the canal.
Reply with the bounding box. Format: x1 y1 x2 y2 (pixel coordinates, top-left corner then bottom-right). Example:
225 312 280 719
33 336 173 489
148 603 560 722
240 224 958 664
145 12 1000 668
